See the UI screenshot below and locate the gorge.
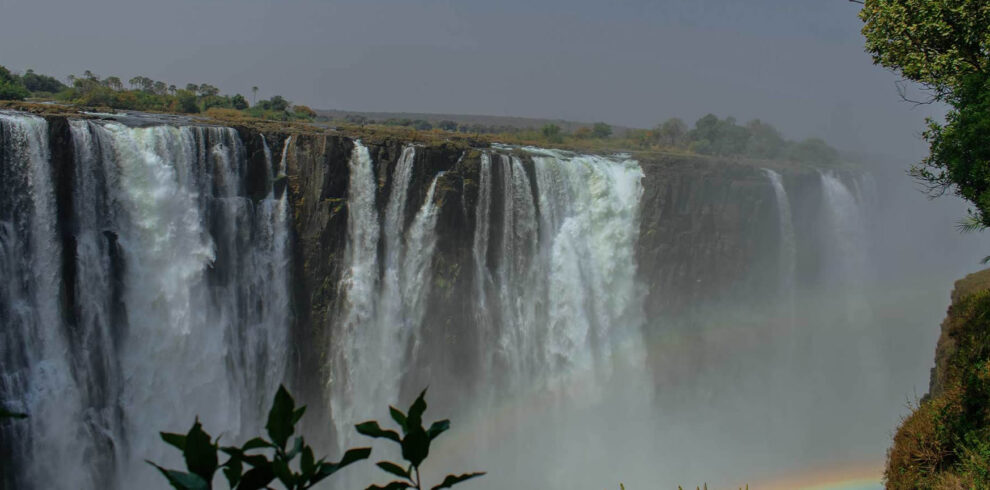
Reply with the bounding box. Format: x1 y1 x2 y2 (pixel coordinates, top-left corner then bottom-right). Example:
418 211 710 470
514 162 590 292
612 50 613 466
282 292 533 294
0 109 983 489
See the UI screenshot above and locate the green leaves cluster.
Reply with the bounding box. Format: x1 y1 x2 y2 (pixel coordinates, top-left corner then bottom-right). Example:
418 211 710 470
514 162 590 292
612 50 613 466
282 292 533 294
858 0 990 227
148 385 371 490
0 407 28 419
0 65 30 101
860 0 989 96
357 389 484 490
151 386 483 490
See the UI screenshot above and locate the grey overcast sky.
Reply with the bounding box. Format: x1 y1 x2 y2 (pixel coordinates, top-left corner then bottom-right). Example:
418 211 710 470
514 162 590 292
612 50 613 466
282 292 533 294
0 0 941 158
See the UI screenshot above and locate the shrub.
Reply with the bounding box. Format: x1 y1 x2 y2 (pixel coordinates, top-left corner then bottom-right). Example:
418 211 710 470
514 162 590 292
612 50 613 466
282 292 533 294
358 388 484 490
149 385 371 490
591 122 612 138
293 105 317 119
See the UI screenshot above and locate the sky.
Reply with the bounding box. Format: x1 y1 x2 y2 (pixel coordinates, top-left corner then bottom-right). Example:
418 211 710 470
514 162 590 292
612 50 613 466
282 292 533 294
0 0 944 158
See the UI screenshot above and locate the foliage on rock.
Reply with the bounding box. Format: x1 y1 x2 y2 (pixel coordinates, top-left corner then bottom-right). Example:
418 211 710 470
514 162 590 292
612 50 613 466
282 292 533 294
886 273 990 489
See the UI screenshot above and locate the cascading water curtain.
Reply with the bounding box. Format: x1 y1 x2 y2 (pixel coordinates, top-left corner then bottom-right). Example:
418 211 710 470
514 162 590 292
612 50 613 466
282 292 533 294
0 114 292 490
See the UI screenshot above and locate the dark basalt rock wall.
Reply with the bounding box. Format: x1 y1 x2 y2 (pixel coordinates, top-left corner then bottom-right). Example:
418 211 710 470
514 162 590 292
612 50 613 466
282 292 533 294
33 113 836 410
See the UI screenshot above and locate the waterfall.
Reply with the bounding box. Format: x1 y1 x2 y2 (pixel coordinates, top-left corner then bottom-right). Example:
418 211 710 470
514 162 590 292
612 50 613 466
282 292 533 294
819 170 870 296
330 143 448 451
0 113 90 490
471 149 647 395
763 169 797 302
0 114 292 489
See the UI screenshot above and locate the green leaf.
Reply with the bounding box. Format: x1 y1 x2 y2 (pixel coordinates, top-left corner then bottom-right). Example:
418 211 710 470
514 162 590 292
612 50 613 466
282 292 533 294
430 472 486 489
241 437 270 451
160 432 187 451
317 447 372 477
286 436 304 460
406 388 428 430
236 463 275 490
272 457 294 487
266 385 295 449
427 420 449 441
300 446 316 476
0 408 27 419
292 406 306 425
367 481 412 490
184 419 218 481
223 456 243 488
376 461 411 479
389 406 407 432
356 421 401 442
147 462 209 490
400 428 430 468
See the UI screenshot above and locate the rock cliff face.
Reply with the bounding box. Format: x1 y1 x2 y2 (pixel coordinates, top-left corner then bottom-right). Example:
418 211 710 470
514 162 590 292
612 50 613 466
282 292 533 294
23 113 846 394
227 126 841 401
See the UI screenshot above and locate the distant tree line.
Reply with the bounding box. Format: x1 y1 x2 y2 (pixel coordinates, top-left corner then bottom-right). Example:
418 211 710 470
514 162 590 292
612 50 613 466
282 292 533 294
0 65 319 122
340 112 838 165
645 114 840 165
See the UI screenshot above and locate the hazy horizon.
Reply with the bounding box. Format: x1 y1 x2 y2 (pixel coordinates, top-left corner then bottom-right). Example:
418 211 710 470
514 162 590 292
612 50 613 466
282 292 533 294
0 0 947 159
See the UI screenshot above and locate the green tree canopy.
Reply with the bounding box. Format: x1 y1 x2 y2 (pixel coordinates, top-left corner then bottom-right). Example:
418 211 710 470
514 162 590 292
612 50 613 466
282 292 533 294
860 0 990 226
541 123 563 143
0 65 30 101
860 0 989 97
591 122 612 138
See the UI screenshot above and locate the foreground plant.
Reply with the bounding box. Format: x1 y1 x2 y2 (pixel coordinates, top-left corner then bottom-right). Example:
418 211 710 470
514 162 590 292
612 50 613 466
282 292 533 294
149 385 371 489
357 388 484 490
0 407 27 419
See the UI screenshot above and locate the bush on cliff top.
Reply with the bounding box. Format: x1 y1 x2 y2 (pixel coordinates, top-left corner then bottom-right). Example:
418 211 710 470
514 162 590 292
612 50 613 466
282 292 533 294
886 285 990 489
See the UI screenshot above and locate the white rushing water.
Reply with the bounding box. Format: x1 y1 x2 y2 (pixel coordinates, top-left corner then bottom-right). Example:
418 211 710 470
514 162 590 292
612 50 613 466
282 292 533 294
763 168 797 304
0 114 292 489
330 143 448 451
0 113 90 489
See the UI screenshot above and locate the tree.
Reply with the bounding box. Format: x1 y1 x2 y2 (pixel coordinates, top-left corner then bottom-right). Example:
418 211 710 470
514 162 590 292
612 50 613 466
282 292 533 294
104 76 123 91
268 95 290 112
657 118 687 147
0 65 30 100
176 90 200 113
20 69 67 93
437 120 458 131
231 93 249 110
860 0 989 97
591 122 612 138
859 0 990 226
744 119 785 159
198 84 220 97
541 123 563 143
293 105 317 119
252 86 259 105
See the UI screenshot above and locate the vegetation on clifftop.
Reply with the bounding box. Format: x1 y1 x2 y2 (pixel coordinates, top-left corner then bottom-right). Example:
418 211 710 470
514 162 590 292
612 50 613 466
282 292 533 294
885 270 990 489
0 66 318 123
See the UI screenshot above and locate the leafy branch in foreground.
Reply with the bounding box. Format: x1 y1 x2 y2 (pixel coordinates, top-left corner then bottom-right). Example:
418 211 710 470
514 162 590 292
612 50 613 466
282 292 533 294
357 388 484 490
0 407 28 419
149 385 371 489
